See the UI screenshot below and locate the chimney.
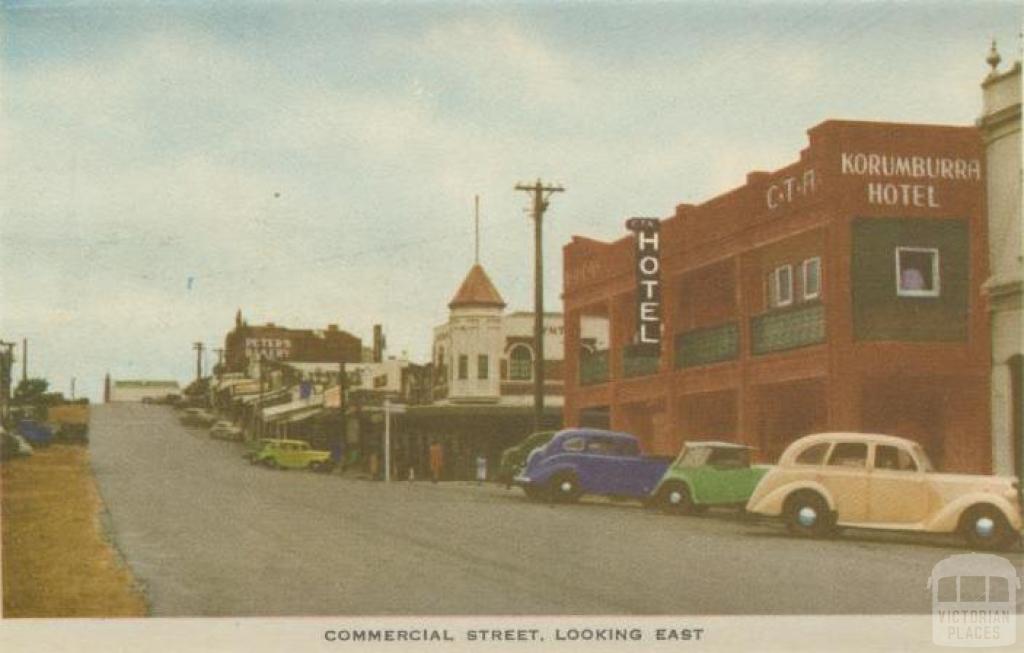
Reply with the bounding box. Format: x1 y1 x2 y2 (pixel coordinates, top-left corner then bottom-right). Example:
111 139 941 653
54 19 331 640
327 324 338 332
373 325 384 363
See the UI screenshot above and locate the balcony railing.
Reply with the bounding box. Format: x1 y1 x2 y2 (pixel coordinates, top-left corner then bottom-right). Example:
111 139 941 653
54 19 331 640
751 302 825 355
675 322 739 368
622 344 660 378
579 349 609 386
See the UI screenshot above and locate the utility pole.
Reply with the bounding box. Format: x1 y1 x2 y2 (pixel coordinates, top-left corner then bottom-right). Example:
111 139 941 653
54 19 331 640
0 340 15 421
514 179 565 431
21 338 27 383
256 354 265 441
337 360 347 471
71 377 76 401
193 341 204 382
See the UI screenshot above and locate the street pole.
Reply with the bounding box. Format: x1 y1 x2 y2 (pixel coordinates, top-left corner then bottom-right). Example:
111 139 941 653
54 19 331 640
515 179 564 431
256 354 265 441
338 361 347 472
384 398 391 483
21 338 27 383
71 377 76 400
193 341 204 382
0 340 14 422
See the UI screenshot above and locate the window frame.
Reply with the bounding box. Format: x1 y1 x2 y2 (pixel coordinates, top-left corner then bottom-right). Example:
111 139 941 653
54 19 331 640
872 444 919 473
457 354 468 380
508 344 533 381
770 264 794 308
477 354 488 380
895 246 941 298
801 256 822 301
826 441 869 468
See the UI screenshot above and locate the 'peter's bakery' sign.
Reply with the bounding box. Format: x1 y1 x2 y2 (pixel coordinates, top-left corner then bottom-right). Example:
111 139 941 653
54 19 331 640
626 217 661 349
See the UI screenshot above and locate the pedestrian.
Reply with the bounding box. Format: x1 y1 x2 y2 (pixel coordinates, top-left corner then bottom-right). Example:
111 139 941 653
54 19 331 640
475 454 487 486
407 465 416 486
429 440 444 483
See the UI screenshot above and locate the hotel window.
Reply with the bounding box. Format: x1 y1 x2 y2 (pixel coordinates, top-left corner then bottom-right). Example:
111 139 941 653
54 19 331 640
477 354 488 380
768 264 793 308
458 355 468 380
802 257 822 301
895 247 940 297
509 345 533 381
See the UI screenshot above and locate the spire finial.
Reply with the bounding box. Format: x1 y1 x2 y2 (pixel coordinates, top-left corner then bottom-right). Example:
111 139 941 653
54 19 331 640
474 195 480 265
987 39 1002 74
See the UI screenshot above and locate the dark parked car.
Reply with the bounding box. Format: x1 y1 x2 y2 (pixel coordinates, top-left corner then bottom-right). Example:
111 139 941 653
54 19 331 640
16 419 54 448
514 429 673 502
498 431 555 488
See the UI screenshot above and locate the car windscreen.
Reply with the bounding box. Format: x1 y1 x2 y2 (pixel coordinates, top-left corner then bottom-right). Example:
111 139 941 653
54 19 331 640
675 447 712 468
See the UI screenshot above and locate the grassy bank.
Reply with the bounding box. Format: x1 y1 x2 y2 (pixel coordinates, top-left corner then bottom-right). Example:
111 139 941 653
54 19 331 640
2 445 147 617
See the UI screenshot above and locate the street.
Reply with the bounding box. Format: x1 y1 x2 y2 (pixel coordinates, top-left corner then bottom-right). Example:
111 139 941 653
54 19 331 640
89 403 1022 617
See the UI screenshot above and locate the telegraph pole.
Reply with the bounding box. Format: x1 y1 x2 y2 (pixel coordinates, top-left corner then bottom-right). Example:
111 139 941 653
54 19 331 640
0 340 15 421
21 338 27 383
515 179 565 431
193 341 204 382
337 360 347 471
256 354 265 441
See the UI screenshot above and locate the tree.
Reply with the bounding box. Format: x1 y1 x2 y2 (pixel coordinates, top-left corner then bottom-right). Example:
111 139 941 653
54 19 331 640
13 378 49 404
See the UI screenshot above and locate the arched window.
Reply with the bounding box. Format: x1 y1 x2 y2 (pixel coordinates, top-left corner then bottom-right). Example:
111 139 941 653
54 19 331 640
509 345 533 381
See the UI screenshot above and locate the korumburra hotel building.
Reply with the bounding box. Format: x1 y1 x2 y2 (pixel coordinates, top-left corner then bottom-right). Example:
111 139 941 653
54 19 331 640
562 119 992 473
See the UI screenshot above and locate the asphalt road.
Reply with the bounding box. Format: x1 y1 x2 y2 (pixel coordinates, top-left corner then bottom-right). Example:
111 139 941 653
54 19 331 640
88 403 1023 616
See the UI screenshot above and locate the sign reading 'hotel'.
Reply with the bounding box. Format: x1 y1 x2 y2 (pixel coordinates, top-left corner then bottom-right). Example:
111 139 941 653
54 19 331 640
626 217 661 349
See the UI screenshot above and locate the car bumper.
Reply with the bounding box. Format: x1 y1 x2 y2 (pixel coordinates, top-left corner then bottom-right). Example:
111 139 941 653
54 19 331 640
512 474 533 487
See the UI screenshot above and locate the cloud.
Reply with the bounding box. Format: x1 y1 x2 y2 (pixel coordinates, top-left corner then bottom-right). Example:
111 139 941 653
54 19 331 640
1 2 1019 400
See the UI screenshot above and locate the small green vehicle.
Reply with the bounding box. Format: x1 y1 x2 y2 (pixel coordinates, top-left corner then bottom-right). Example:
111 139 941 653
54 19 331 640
252 438 334 472
650 441 771 515
498 431 556 488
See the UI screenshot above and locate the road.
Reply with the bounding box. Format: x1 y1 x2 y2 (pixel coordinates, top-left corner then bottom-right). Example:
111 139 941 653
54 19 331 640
88 403 1022 616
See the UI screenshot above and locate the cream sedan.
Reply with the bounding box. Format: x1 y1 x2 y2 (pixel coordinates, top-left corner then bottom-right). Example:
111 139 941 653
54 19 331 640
746 433 1022 550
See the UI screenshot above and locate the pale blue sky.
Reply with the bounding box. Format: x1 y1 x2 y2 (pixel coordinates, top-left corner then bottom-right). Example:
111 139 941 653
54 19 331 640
1 1 1020 399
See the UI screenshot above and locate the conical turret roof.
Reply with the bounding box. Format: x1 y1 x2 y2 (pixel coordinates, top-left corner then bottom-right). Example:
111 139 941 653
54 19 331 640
448 264 506 309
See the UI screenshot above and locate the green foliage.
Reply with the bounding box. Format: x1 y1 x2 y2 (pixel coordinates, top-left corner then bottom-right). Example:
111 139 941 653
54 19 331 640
13 378 49 404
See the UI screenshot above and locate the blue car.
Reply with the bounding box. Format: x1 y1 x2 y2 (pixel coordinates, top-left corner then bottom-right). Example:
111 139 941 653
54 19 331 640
17 419 54 448
514 428 673 503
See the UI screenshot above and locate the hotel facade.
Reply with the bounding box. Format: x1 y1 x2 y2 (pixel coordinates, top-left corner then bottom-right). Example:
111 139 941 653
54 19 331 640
562 120 992 473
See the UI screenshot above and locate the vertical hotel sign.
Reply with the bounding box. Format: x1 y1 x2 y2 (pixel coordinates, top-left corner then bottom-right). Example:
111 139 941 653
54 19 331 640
625 218 661 349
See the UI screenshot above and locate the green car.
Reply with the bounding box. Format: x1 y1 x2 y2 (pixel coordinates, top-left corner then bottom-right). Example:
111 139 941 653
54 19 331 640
498 431 556 488
650 441 771 514
252 438 334 472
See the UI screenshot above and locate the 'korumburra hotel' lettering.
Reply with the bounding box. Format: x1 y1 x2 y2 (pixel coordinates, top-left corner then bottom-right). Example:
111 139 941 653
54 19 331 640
841 152 981 181
841 151 980 209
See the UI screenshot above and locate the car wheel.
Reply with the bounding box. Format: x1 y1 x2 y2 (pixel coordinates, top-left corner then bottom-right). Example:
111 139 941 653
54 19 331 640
784 492 833 538
961 505 1014 551
657 483 695 515
548 473 581 503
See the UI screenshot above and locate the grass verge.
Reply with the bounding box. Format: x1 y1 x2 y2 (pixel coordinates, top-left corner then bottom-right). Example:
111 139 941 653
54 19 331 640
2 445 147 617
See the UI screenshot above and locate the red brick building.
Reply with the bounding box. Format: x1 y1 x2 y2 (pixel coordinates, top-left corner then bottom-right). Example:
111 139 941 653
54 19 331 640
563 120 992 473
224 310 362 373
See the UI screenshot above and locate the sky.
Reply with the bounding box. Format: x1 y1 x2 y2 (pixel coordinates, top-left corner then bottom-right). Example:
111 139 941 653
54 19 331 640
1 0 1020 400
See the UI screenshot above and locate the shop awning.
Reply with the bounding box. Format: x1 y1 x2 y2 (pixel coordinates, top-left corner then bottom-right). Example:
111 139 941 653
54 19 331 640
260 396 324 422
